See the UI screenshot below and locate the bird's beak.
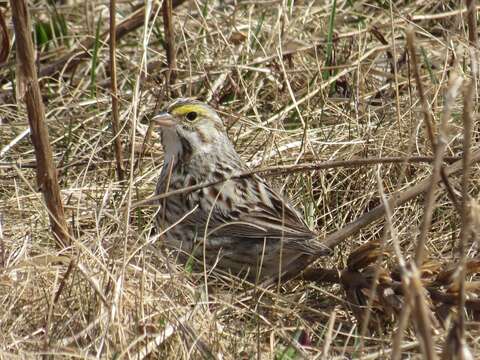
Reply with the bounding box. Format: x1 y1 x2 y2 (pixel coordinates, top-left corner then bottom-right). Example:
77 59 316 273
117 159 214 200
152 112 176 128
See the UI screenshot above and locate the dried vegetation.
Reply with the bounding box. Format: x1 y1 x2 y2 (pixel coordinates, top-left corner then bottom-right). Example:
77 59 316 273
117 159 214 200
1 0 480 358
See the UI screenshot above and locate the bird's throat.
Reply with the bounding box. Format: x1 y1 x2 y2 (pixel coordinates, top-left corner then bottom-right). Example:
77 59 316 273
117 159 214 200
161 129 193 167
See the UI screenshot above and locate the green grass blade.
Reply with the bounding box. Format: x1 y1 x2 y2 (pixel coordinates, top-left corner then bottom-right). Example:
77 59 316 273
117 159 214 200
323 0 337 80
251 11 266 51
90 15 102 97
420 46 438 85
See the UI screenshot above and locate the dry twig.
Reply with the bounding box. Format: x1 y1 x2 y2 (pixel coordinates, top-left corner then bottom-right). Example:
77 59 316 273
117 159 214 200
109 0 125 181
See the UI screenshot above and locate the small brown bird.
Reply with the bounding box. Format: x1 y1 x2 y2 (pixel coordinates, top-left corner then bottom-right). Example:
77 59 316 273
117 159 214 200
154 98 322 281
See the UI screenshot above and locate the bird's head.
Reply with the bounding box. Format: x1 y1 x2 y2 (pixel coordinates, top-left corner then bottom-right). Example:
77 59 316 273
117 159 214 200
153 98 228 161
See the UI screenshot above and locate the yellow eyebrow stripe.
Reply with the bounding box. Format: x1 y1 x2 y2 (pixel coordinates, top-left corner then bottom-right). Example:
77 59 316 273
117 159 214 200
171 104 208 116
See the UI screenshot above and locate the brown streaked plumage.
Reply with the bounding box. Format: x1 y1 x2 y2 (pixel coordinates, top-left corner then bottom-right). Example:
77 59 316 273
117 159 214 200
153 98 323 281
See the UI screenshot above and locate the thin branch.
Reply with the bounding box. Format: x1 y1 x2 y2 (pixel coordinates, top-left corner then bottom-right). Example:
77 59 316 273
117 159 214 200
321 147 480 256
407 29 461 213
0 155 462 171
406 30 436 146
109 0 125 181
130 147 480 261
414 64 463 266
131 154 461 208
37 1 187 79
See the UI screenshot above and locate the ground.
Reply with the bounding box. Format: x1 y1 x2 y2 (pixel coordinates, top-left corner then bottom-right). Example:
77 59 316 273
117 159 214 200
0 0 479 358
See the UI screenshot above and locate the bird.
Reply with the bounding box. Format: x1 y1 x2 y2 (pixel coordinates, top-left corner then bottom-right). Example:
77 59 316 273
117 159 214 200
153 98 323 282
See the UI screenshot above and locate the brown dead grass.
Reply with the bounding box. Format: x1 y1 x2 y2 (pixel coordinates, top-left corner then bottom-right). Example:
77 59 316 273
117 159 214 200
1 0 480 358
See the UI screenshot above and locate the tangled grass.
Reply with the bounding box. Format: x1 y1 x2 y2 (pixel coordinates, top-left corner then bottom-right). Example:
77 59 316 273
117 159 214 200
1 0 480 358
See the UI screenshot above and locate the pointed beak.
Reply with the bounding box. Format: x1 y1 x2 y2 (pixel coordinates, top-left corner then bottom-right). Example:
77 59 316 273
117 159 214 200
152 112 176 128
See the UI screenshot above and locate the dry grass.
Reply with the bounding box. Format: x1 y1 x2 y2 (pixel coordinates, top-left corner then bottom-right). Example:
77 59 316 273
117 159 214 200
1 0 480 358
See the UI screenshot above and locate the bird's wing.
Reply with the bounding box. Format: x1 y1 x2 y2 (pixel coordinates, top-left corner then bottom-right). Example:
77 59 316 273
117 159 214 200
184 174 319 252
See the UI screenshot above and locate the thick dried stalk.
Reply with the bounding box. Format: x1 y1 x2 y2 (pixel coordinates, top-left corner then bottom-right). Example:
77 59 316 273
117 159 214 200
406 28 464 266
0 9 9 64
392 304 412 360
10 0 70 248
410 267 438 360
392 30 462 360
458 81 474 339
466 0 478 48
162 0 177 89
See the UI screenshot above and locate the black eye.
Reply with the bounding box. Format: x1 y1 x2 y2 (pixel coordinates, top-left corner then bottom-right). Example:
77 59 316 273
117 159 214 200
185 111 197 121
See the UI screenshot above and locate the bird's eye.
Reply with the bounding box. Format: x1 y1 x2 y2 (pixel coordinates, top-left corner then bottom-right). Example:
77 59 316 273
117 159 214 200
185 111 197 121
